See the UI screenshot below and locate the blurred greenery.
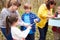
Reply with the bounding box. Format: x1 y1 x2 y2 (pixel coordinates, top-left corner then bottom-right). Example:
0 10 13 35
0 0 60 40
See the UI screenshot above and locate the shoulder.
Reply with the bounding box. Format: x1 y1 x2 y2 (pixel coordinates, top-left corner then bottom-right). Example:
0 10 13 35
38 3 47 11
1 8 7 13
39 4 46 8
11 27 19 31
41 4 46 6
0 8 8 16
30 12 36 15
30 12 37 17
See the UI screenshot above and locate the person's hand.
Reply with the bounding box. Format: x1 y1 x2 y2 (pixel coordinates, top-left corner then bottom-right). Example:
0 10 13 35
34 19 39 23
51 16 56 18
47 15 54 18
27 25 32 29
47 11 54 18
47 15 55 20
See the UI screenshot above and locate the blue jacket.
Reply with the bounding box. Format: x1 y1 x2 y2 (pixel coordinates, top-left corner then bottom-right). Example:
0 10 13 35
21 12 40 34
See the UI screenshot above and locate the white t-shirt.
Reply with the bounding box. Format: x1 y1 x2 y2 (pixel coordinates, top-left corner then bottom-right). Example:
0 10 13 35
11 26 31 40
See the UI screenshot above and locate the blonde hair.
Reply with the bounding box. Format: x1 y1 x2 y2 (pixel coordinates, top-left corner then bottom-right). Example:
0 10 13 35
24 3 32 9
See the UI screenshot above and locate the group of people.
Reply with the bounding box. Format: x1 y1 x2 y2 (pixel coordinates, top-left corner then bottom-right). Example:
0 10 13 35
0 0 60 40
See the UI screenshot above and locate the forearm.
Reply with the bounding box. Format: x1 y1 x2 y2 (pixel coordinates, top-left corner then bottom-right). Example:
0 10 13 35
18 18 30 27
15 27 31 38
21 27 31 38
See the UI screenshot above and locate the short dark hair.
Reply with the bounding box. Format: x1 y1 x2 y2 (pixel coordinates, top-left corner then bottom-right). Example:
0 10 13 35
46 0 56 10
5 0 21 8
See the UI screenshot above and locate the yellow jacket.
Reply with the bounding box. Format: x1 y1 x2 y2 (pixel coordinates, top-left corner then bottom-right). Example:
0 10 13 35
36 4 53 28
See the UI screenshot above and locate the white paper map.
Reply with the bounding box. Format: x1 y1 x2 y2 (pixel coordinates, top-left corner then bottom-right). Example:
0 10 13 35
48 18 60 27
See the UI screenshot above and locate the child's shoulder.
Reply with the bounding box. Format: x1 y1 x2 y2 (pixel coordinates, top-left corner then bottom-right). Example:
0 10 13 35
30 12 36 15
30 12 37 18
1 8 7 13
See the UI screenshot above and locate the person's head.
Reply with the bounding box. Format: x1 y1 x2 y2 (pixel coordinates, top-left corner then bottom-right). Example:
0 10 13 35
57 6 60 14
46 0 56 10
5 0 21 11
47 0 55 1
6 14 18 35
24 3 32 13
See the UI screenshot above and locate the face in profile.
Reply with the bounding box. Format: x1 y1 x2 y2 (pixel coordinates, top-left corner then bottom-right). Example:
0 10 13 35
50 4 55 9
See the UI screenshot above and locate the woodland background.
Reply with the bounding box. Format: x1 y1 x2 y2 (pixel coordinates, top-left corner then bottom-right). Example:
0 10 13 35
0 0 60 40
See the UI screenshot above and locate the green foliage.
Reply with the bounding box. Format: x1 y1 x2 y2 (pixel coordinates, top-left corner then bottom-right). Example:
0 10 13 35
0 0 60 40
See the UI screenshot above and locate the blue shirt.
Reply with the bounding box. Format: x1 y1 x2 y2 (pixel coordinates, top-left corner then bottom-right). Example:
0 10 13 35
24 13 34 34
21 12 40 34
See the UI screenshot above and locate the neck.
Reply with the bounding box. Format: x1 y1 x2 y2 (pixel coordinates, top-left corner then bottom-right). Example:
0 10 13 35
26 12 30 14
11 24 16 27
